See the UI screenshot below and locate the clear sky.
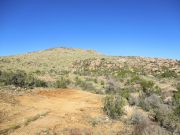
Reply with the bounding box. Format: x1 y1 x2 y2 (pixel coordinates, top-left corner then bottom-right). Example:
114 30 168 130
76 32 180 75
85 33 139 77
0 0 180 59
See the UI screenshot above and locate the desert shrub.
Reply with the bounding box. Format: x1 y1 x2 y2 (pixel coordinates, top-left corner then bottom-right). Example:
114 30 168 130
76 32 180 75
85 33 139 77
0 70 47 88
75 77 97 91
74 76 82 86
140 80 154 95
103 95 125 119
24 76 47 88
160 68 178 78
105 78 120 94
33 79 47 87
139 79 161 96
138 94 180 134
174 105 180 117
94 78 97 83
85 77 98 84
133 123 171 135
129 94 140 106
119 89 130 100
172 83 180 122
130 110 148 125
127 77 161 96
139 94 162 111
173 92 180 105
10 70 28 87
0 70 11 85
127 75 142 84
151 104 180 133
100 80 104 85
131 109 173 135
116 69 136 78
88 116 104 127
173 83 180 106
173 125 180 135
81 81 97 91
55 77 70 88
33 70 43 75
177 83 180 91
133 122 147 135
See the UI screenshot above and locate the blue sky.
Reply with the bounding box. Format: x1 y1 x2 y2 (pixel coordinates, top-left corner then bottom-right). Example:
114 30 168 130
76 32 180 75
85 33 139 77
0 0 180 59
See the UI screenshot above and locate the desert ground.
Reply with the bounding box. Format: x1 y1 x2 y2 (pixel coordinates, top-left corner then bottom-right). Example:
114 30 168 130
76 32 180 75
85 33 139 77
0 89 127 135
0 48 179 135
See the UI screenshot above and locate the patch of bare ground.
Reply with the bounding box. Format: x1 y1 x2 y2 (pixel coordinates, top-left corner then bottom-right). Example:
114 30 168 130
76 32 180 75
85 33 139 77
0 89 126 135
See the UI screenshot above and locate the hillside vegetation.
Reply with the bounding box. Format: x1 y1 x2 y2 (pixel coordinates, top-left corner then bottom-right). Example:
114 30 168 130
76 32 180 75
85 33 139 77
0 47 180 135
0 48 103 72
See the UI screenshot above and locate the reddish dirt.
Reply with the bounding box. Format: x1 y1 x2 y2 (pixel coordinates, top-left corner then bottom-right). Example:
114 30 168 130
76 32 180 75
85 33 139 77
0 89 125 135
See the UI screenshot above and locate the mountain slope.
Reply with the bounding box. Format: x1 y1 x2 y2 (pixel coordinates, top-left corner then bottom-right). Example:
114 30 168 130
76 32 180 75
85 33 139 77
0 48 103 72
0 47 179 75
0 48 180 135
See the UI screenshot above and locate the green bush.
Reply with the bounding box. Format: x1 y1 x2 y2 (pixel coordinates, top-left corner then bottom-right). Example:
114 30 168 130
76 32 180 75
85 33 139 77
177 83 180 91
75 77 97 91
0 70 28 87
10 70 27 87
55 77 70 88
100 80 104 85
0 70 47 88
139 79 161 96
160 68 178 78
173 92 180 105
174 105 180 117
74 76 82 86
127 75 141 84
0 70 12 85
34 79 47 87
173 83 180 119
119 89 130 100
103 95 125 119
140 80 154 94
116 69 136 78
173 83 180 106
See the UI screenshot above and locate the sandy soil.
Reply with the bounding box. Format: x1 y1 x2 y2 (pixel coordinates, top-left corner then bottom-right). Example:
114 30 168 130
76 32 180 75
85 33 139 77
0 89 125 135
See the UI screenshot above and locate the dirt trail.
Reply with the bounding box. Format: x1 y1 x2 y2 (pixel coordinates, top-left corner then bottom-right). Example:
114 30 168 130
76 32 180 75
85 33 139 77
18 89 101 115
0 89 125 135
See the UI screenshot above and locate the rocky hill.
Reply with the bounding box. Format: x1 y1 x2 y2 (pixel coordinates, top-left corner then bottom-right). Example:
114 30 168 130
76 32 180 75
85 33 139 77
0 48 180 135
73 56 180 75
0 48 103 72
0 47 179 75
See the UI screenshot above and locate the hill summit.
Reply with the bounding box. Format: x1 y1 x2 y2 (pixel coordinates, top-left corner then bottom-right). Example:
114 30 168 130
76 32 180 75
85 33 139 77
0 47 179 74
0 47 103 72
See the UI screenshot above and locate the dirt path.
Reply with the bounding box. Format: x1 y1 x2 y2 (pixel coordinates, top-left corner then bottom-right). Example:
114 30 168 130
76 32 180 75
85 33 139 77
0 89 125 135
19 89 101 115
